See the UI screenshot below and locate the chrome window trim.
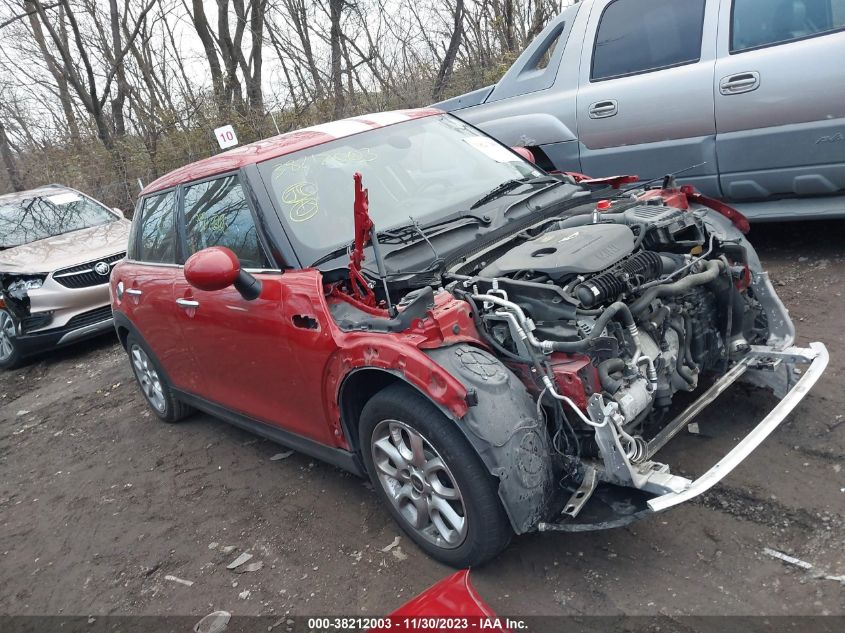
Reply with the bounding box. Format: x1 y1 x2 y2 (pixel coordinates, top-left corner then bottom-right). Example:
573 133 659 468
122 259 282 275
122 259 184 269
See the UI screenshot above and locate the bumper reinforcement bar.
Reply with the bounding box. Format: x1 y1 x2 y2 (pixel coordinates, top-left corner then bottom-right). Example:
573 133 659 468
647 342 828 512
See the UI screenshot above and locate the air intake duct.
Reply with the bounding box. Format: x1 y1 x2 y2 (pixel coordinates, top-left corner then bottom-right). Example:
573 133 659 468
575 251 663 308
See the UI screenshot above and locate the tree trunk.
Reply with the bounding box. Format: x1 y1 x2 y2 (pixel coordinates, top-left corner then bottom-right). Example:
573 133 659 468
25 0 80 143
432 0 465 102
190 0 226 116
109 0 128 137
246 0 264 114
329 0 345 118
501 0 516 52
0 118 25 192
285 0 324 101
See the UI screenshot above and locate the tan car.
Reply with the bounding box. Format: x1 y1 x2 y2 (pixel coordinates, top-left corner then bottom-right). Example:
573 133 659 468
0 185 131 369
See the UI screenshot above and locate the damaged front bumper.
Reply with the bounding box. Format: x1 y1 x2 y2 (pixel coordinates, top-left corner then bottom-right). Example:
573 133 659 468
9 305 114 358
539 342 828 531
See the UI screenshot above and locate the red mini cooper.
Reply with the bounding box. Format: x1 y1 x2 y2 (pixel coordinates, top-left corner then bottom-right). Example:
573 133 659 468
112 109 826 567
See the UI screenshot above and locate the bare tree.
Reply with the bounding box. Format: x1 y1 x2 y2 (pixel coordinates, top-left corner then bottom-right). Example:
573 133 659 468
432 0 465 102
24 0 80 143
0 0 567 202
328 0 345 118
186 0 266 118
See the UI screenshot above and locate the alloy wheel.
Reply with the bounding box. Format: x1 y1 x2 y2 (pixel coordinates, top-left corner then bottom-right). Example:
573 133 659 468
0 310 16 362
130 343 166 413
370 419 468 549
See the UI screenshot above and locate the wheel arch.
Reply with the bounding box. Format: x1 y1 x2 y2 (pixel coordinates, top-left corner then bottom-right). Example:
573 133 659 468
338 345 556 534
115 324 130 350
112 312 173 383
337 367 407 457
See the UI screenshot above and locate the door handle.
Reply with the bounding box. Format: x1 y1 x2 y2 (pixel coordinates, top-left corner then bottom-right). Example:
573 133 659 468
176 298 200 309
125 288 143 297
720 72 760 95
588 100 618 119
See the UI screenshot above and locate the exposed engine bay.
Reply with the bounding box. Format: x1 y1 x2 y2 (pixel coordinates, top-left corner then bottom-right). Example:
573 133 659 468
458 203 757 434
328 177 827 532
436 197 825 525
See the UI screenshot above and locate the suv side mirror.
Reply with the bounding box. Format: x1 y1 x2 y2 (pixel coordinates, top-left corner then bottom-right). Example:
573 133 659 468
113 207 129 219
184 246 262 300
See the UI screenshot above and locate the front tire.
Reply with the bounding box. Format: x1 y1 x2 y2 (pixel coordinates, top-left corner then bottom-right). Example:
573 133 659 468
0 309 23 370
360 383 512 567
126 333 192 423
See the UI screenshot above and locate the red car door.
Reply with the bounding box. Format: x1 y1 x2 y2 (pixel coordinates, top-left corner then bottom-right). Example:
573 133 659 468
173 174 335 446
119 189 204 394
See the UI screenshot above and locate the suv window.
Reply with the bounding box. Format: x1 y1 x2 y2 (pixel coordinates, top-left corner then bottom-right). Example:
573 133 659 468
135 190 177 263
183 175 268 268
591 0 706 81
732 0 845 52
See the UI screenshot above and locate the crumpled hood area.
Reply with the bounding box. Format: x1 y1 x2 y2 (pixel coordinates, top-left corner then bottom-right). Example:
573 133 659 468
0 219 131 274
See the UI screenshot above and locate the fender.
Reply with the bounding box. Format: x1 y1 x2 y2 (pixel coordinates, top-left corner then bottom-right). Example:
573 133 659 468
332 341 555 534
467 112 577 148
324 335 472 449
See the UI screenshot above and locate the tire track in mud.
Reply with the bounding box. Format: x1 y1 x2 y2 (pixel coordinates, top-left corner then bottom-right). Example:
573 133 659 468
693 485 836 533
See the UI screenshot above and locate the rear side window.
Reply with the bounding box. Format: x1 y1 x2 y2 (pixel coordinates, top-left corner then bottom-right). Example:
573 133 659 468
183 175 268 268
591 0 706 81
732 0 845 52
135 190 177 263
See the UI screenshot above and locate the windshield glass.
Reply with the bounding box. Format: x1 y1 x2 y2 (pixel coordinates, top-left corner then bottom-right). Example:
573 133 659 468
259 114 542 265
0 190 117 249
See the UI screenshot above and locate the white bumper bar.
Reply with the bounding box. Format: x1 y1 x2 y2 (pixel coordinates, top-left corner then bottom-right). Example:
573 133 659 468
647 342 829 512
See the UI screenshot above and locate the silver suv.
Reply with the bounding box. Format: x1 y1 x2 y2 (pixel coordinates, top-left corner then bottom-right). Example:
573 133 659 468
437 0 845 221
0 185 130 368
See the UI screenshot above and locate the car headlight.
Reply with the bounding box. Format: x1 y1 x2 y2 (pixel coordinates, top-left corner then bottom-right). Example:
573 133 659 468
7 276 45 297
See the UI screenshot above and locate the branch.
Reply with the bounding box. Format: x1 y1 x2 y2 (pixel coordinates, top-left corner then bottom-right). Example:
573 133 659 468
0 1 60 31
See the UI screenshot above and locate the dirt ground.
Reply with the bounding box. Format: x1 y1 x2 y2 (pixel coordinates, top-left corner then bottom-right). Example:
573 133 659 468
1 221 843 622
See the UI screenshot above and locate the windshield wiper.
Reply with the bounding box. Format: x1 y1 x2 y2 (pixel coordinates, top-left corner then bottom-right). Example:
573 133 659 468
378 213 491 244
309 212 491 268
310 242 353 268
469 176 559 210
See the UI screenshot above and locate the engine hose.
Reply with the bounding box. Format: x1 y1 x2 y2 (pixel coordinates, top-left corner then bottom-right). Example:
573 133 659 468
629 259 726 316
454 291 533 364
548 301 636 353
682 313 699 370
598 358 626 394
575 250 663 308
632 223 648 249
667 319 698 387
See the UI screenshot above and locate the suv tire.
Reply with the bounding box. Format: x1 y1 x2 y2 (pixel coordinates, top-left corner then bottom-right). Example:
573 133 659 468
126 333 193 423
360 383 512 567
0 309 22 370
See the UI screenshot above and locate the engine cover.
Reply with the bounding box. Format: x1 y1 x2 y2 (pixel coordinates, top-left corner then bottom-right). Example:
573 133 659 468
480 224 636 279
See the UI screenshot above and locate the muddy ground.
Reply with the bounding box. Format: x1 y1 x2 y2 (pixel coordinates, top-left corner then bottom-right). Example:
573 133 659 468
1 221 843 623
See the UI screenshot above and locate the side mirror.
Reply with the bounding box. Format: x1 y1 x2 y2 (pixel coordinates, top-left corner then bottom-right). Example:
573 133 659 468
184 246 262 300
113 207 130 219
511 146 536 164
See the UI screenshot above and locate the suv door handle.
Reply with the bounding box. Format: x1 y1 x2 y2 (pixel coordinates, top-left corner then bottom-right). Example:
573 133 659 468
175 298 200 309
720 72 760 95
588 100 618 119
125 288 143 297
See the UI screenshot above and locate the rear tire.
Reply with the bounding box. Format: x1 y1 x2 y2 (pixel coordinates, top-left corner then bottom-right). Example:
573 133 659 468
0 309 23 370
126 333 192 423
360 383 512 567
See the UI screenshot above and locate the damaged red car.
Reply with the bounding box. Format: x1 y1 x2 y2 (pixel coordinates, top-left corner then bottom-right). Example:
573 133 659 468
111 109 828 567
